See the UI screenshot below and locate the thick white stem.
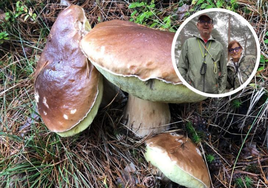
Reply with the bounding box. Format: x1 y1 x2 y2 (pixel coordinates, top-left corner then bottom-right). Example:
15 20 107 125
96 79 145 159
124 94 170 137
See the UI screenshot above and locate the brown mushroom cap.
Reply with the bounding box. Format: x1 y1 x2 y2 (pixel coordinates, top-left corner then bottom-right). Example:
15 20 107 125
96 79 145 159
81 20 206 103
82 20 177 82
145 133 210 188
34 5 102 136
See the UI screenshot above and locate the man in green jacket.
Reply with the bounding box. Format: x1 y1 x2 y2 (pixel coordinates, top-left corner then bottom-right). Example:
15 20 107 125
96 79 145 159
178 14 227 94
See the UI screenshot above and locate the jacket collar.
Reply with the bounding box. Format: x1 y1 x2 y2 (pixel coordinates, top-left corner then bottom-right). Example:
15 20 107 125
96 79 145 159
194 34 215 43
227 54 245 68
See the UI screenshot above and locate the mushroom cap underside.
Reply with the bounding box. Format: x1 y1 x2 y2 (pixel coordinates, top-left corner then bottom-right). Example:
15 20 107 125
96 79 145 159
145 133 210 188
92 65 206 103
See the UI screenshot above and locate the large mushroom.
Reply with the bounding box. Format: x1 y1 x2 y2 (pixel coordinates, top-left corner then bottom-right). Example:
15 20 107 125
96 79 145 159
34 5 103 137
144 133 210 188
81 20 206 137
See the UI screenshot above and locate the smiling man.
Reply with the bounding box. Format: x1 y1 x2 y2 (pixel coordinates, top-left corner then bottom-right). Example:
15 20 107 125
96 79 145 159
178 14 227 94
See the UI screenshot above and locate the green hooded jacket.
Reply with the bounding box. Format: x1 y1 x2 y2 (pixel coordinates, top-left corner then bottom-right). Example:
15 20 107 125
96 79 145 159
227 54 256 90
178 35 227 94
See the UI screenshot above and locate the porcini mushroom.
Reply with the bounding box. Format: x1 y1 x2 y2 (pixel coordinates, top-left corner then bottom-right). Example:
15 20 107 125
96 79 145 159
34 5 103 137
144 133 210 188
81 20 206 137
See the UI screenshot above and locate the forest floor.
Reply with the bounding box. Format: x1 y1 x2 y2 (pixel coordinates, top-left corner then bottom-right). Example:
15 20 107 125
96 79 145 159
0 0 268 187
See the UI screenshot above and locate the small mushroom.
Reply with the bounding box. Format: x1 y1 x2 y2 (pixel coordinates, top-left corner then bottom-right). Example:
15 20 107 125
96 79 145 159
144 133 210 188
34 5 103 137
81 20 206 137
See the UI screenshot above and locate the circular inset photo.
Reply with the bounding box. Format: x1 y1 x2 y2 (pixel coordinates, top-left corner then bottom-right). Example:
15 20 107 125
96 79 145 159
172 8 260 98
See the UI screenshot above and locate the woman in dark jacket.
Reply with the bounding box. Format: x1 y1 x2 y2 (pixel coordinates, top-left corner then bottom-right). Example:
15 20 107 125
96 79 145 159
227 40 256 90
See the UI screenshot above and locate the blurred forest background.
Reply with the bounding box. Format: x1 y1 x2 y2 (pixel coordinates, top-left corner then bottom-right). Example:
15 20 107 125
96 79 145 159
175 11 257 62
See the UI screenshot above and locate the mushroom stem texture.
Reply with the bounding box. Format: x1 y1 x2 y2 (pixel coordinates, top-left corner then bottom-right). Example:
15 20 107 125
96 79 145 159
124 95 170 137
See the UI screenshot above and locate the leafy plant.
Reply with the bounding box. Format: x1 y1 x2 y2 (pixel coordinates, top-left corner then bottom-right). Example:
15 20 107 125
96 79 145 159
129 1 176 32
244 176 253 187
259 31 268 70
186 121 202 144
129 2 154 24
196 0 216 9
13 1 37 22
264 31 268 44
206 154 215 163
0 31 9 44
258 54 268 72
228 0 238 10
231 99 243 109
235 176 253 188
191 0 238 11
1 0 44 49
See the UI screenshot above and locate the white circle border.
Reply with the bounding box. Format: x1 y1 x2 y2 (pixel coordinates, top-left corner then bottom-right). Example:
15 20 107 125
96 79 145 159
171 8 261 98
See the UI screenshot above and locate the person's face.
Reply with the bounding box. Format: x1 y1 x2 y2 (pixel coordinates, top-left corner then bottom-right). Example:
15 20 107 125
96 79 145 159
197 17 213 37
229 43 242 60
